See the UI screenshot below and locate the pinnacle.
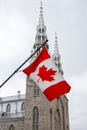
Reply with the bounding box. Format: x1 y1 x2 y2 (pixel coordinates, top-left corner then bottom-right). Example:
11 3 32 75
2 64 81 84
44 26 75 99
54 33 59 55
39 1 44 25
52 33 63 75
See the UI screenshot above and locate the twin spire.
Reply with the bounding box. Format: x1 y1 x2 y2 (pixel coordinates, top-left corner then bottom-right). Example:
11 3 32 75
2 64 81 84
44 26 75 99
33 2 63 74
52 33 63 74
33 1 48 52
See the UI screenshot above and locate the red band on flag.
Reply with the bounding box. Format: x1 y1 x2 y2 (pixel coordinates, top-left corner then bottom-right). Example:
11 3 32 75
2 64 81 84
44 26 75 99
44 81 71 101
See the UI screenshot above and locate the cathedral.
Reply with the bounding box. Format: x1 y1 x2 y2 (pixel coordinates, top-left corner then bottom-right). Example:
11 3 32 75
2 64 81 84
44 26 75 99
0 2 70 130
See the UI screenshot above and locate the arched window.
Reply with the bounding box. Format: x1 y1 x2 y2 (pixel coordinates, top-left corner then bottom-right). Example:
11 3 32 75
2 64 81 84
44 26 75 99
42 28 44 33
50 108 52 130
32 107 39 130
21 102 25 111
38 35 41 41
6 104 11 113
38 28 41 33
55 109 61 130
60 98 65 130
42 35 45 41
58 63 60 68
55 57 57 61
33 85 39 97
9 125 15 130
61 102 65 130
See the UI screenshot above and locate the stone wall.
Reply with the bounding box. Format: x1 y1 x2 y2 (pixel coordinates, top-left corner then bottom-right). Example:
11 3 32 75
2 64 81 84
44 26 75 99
0 117 24 130
24 77 70 130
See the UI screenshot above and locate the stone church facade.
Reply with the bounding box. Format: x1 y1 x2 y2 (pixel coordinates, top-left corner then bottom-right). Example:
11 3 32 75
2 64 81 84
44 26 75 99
0 2 70 130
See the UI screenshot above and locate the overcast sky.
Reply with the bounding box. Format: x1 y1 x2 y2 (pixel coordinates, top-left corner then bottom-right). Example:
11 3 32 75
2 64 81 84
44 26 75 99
0 0 87 130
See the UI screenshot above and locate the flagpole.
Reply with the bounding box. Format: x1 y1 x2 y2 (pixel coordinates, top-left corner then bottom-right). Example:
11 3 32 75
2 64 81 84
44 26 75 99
0 39 48 88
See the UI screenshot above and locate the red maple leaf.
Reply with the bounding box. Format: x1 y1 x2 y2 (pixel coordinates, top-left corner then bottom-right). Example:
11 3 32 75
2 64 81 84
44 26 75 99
37 65 57 82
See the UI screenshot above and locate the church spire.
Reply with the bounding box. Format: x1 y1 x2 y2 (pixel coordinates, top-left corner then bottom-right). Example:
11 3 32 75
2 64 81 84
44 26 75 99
33 1 49 54
39 1 44 25
52 33 63 75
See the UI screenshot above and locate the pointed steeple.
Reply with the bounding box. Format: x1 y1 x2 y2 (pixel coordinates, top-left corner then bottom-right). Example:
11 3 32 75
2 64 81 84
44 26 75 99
52 33 63 75
39 1 44 25
33 1 49 55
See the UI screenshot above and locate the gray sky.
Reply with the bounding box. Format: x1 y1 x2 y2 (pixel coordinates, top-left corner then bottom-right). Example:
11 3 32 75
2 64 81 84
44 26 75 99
0 0 87 130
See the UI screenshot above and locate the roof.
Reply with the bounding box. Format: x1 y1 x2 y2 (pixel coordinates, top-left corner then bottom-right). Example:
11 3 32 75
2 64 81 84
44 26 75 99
0 94 25 103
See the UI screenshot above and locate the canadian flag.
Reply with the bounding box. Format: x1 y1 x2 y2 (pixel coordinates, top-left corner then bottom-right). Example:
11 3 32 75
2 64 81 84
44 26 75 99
23 47 71 101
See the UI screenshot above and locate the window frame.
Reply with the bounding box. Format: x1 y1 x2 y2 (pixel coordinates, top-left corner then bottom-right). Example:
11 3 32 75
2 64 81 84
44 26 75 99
32 107 39 130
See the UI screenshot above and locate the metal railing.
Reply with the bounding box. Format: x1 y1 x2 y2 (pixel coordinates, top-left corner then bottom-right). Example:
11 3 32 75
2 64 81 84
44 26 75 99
0 112 25 119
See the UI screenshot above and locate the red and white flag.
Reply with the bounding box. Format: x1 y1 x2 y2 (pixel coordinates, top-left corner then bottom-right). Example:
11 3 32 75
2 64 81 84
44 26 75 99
23 47 71 101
